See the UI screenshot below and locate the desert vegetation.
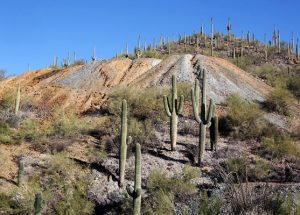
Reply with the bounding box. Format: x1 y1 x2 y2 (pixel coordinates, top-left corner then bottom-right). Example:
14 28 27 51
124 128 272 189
1 16 300 215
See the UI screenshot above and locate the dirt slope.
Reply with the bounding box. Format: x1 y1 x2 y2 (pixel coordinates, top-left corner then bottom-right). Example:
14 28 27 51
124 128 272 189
0 54 276 113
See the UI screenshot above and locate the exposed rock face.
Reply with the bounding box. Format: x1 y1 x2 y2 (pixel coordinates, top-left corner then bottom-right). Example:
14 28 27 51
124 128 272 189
0 54 272 112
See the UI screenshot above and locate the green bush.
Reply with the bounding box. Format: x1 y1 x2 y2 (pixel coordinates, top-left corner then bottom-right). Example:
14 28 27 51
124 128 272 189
264 87 294 115
287 77 300 99
225 155 271 181
224 93 265 140
31 153 94 214
261 133 300 160
252 64 286 87
145 166 199 214
0 121 16 144
196 191 222 215
49 107 83 137
0 90 15 110
16 118 43 142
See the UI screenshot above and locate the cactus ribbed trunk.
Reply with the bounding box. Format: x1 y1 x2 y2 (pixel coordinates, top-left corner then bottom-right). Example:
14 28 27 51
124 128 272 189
199 123 206 164
133 143 141 215
170 112 177 151
34 192 42 215
119 99 127 187
15 84 21 115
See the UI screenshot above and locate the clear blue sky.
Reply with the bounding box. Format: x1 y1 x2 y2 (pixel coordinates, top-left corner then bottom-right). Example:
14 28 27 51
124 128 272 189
0 0 299 76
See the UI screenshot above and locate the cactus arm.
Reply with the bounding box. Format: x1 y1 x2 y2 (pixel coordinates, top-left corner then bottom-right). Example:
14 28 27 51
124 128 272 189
191 88 201 123
195 79 200 110
175 95 184 115
163 96 172 117
205 100 214 125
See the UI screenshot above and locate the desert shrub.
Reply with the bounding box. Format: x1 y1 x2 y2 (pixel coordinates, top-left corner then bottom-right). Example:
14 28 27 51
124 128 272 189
0 90 15 110
231 56 255 71
264 87 294 115
288 77 300 99
107 86 166 123
16 118 43 142
142 50 165 59
0 192 33 214
252 64 287 87
223 93 265 140
73 59 86 66
225 155 270 181
0 121 16 144
196 191 222 215
144 166 199 214
30 153 94 214
261 133 300 160
49 107 83 137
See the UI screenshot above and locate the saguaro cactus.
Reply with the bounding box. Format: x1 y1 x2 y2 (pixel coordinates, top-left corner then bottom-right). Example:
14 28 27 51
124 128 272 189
296 38 299 61
163 75 184 151
210 17 214 56
227 17 232 42
15 84 21 114
278 30 281 54
92 47 96 61
34 192 43 215
191 68 214 164
209 111 218 151
127 143 142 215
17 160 24 186
119 99 131 187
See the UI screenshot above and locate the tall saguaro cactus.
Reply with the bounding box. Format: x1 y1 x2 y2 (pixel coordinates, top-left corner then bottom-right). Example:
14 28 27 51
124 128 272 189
34 192 43 215
227 17 232 42
296 38 299 61
119 99 131 187
163 75 184 151
127 143 142 215
191 68 214 164
210 17 214 56
15 84 21 115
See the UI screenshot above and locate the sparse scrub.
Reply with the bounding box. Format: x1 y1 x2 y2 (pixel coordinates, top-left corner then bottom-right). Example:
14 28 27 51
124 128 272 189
195 191 222 215
225 155 270 181
261 133 300 160
30 153 94 214
264 87 294 115
288 77 300 99
223 93 265 140
144 166 199 214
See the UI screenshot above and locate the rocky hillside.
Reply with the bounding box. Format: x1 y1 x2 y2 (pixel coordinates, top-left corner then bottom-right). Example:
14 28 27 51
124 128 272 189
0 54 272 109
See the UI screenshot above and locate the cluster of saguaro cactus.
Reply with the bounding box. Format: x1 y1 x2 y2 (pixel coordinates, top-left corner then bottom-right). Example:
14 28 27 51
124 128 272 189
126 143 142 215
163 75 184 151
15 84 21 115
191 67 215 165
34 192 43 215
